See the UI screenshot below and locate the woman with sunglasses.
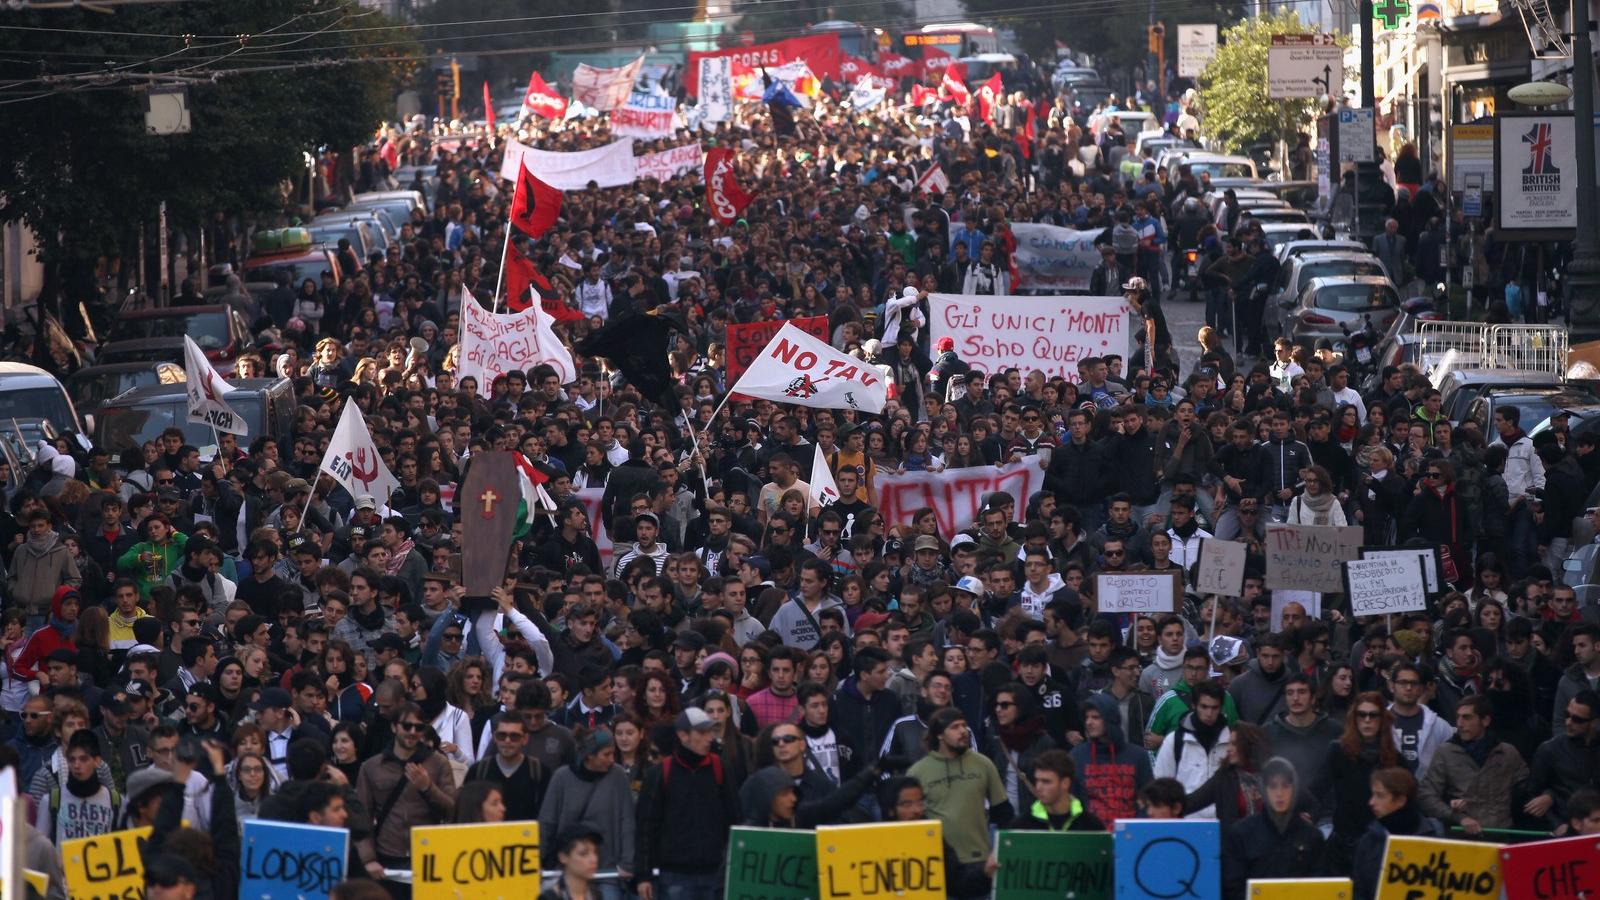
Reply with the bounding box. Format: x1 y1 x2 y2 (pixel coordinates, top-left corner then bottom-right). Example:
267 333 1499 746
1285 464 1347 526
1401 459 1474 588
1313 692 1399 873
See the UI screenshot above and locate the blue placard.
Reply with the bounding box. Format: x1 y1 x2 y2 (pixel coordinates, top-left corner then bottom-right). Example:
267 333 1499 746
1112 820 1220 900
240 820 350 900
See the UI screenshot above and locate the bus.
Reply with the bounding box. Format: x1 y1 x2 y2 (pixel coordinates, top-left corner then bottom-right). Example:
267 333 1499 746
901 22 1000 59
803 20 884 59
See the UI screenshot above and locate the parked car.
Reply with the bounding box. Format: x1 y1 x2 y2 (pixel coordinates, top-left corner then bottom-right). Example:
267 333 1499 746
1268 253 1392 338
93 378 294 454
243 228 344 288
1283 275 1401 345
307 214 386 259
100 305 255 371
66 362 186 415
0 362 86 436
1164 152 1258 184
1463 387 1600 435
1239 207 1311 226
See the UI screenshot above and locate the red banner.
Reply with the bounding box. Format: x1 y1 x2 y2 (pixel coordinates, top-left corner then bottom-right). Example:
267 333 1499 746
879 53 915 78
686 34 843 95
704 147 753 225
523 71 567 119
838 54 879 82
922 47 954 76
725 315 830 393
1499 836 1600 900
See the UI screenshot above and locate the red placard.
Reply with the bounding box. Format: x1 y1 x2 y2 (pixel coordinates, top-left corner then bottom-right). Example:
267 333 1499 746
1499 835 1600 900
725 315 830 399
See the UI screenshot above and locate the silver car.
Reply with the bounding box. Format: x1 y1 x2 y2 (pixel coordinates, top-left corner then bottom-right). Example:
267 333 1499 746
1268 253 1392 337
1284 275 1401 345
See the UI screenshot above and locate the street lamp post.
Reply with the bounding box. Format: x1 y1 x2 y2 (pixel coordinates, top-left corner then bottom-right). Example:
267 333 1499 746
1568 0 1600 341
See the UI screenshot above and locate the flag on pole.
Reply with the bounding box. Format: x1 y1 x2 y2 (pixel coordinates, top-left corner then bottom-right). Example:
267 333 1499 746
916 162 949 196
483 81 496 132
523 71 568 119
727 322 888 413
510 164 562 239
809 450 840 507
319 402 400 506
977 72 1004 124
939 69 970 106
512 452 556 533
183 335 247 436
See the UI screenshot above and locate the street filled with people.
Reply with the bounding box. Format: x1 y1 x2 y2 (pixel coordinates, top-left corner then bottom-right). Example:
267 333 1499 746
3 39 1598 900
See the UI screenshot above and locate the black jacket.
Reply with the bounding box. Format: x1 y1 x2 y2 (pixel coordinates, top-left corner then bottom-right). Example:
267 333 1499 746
1222 809 1326 897
1044 438 1105 506
636 747 741 878
1112 427 1162 505
831 677 901 765
600 459 662 535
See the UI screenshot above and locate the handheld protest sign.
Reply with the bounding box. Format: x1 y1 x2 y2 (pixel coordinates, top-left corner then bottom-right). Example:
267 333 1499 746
1498 835 1600 900
1343 555 1428 617
1264 524 1363 592
241 820 349 900
1376 835 1501 900
1113 820 1220 900
815 821 943 900
459 450 522 598
412 821 540 900
1096 571 1180 615
1247 878 1352 899
1195 539 1248 597
1359 545 1444 594
993 831 1112 900
62 827 151 900
725 826 816 900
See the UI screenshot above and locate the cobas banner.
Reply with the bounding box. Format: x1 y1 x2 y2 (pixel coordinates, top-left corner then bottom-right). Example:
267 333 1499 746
927 293 1131 383
686 33 843 94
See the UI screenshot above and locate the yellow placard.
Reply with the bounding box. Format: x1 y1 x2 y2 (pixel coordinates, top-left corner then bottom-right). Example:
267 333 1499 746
1249 878 1353 899
1377 835 1502 900
816 820 944 900
1 870 53 897
411 820 540 900
61 827 151 900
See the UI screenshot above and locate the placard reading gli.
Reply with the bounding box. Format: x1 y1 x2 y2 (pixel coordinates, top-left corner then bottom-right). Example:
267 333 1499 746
816 820 943 900
412 821 540 900
62 827 151 900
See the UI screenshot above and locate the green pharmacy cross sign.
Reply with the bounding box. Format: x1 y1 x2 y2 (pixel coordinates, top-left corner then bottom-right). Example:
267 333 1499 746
1374 0 1410 28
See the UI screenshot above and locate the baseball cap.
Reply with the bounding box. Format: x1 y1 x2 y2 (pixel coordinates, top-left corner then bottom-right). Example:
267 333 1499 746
742 555 772 578
283 478 311 497
1121 276 1148 292
250 687 293 711
854 611 890 631
355 494 377 511
936 337 955 352
122 680 153 700
913 535 941 553
635 512 660 528
675 707 717 732
951 576 984 596
948 534 977 552
882 539 905 557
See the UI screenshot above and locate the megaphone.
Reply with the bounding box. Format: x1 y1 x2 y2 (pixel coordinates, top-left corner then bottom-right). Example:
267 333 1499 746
407 336 429 367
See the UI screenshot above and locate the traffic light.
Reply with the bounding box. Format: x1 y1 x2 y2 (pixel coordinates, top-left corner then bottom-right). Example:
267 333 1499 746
1148 24 1166 54
435 70 452 98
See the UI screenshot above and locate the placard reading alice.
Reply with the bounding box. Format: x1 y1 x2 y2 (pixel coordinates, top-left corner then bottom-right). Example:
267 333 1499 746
1344 556 1429 616
1195 539 1247 597
725 826 817 900
1096 571 1180 614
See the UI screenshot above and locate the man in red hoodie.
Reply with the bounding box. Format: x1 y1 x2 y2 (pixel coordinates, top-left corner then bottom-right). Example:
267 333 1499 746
13 587 81 686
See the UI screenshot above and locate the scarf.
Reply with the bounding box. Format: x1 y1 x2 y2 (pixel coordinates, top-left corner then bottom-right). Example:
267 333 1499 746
1155 646 1184 671
1377 803 1424 836
1296 489 1338 524
66 773 102 799
1171 518 1200 541
798 718 832 739
1187 713 1224 753
998 715 1046 753
25 529 57 555
385 540 414 576
1454 733 1495 767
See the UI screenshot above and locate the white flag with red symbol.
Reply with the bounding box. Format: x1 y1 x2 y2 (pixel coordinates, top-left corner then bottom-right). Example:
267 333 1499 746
809 450 840 508
183 335 247 436
729 322 888 414
319 402 400 506
916 163 949 196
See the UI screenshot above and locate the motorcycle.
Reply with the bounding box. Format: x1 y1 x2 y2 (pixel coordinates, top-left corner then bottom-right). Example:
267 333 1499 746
1180 248 1202 302
1338 312 1384 385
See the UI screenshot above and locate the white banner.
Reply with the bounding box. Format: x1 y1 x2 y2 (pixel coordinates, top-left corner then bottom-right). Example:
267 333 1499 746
697 56 733 123
731 322 887 413
183 335 247 435
459 299 577 397
320 402 400 505
571 56 643 111
634 143 703 182
849 76 886 110
1008 223 1104 292
611 89 677 138
499 138 638 190
876 459 1047 540
928 293 1131 383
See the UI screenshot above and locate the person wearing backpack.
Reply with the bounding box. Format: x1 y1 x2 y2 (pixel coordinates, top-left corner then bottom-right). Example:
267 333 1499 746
633 707 740 900
35 730 119 844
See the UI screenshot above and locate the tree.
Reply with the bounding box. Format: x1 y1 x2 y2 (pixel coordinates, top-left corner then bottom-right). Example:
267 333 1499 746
1197 9 1347 155
0 0 416 292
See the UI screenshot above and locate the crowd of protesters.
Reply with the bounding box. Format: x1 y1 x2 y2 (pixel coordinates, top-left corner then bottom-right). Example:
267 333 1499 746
2 54 1599 900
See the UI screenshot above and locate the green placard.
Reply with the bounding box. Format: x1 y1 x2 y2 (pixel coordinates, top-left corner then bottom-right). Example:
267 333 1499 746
725 826 818 900
993 831 1114 900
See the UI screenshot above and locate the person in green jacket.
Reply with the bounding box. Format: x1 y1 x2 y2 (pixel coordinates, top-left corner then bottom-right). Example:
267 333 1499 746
116 515 188 600
1147 645 1240 742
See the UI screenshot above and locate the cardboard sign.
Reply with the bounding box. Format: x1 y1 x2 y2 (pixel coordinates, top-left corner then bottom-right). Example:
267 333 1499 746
725 826 817 900
1248 879 1352 899
458 451 523 598
1376 835 1501 900
1096 571 1181 614
1113 820 1219 900
993 831 1112 900
1359 546 1443 594
1343 556 1428 616
62 827 151 900
240 820 349 900
1264 524 1364 593
412 821 540 900
724 316 830 396
1195 539 1248 597
1498 835 1600 900
816 821 943 900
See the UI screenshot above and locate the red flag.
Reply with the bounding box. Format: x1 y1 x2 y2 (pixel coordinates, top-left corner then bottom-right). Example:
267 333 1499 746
542 295 585 323
839 55 879 81
704 147 753 224
483 81 496 132
1019 103 1036 158
910 84 940 107
510 164 562 239
523 71 568 119
977 72 1004 124
503 241 539 311
879 53 914 78
939 68 969 106
922 47 954 76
